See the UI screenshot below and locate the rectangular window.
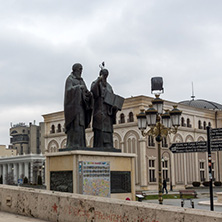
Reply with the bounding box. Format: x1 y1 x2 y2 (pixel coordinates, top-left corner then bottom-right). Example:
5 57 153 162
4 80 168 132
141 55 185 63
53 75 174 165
149 160 155 168
162 137 168 148
200 162 205 182
149 159 156 182
162 160 169 181
148 136 155 147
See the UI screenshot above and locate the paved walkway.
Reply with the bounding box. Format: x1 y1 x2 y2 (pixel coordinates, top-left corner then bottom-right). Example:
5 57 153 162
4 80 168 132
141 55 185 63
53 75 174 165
143 187 222 212
0 211 48 222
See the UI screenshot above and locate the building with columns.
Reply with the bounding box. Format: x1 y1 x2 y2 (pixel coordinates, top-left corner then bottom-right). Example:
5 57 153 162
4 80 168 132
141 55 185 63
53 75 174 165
0 154 45 184
43 95 222 191
0 122 45 185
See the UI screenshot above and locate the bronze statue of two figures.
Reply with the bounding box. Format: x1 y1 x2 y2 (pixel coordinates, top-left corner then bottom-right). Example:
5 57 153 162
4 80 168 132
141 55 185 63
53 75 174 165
63 63 124 152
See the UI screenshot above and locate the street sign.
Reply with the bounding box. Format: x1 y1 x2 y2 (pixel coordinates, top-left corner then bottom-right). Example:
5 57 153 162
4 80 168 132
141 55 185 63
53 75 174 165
211 139 222 151
210 128 222 139
169 141 207 153
18 178 23 184
170 140 222 153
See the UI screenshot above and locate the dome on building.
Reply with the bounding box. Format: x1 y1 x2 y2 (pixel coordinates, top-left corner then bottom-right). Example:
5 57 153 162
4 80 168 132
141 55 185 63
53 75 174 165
179 99 222 110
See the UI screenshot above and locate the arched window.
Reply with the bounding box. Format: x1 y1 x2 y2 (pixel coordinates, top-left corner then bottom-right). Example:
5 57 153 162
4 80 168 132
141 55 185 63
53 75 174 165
162 137 168 148
57 124 61 133
120 113 125 124
181 117 185 127
128 112 134 122
51 125 55 134
11 130 18 134
198 120 202 129
148 136 155 147
187 118 191 128
203 121 207 130
208 122 211 127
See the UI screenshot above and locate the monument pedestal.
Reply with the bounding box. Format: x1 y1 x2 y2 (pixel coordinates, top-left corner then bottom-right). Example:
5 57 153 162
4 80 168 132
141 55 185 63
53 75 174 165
45 150 136 201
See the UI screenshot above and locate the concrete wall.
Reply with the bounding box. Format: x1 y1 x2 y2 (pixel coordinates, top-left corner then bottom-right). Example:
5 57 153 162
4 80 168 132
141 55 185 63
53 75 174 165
0 185 222 222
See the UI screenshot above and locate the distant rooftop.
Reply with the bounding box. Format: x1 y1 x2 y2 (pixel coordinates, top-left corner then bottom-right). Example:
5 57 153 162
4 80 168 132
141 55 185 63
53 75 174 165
12 122 27 128
179 99 222 110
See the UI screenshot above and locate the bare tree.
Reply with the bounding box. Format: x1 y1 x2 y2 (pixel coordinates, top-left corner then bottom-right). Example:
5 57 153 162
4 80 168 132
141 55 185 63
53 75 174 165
5 172 14 185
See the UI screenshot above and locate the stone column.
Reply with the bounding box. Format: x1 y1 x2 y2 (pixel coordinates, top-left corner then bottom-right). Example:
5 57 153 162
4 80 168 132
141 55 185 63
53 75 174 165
8 164 11 174
30 161 33 183
3 164 7 184
19 163 23 179
184 154 187 186
139 137 147 187
195 153 199 181
0 165 2 176
24 162 29 180
13 163 18 184
120 142 125 152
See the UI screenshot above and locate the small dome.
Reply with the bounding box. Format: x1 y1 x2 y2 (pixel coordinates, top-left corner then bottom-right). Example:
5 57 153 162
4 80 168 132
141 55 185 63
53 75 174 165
179 99 222 110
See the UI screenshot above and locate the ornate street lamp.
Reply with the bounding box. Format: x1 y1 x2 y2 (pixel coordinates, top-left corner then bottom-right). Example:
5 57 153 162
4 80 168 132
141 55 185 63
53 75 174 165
136 78 182 205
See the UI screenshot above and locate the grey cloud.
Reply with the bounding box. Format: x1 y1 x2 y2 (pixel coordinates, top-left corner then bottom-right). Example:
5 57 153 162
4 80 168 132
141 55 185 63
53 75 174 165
0 0 222 145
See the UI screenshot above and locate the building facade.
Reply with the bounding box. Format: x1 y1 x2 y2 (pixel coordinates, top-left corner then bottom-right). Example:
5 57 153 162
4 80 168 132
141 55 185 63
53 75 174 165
10 122 45 155
43 95 222 191
0 122 45 185
0 145 17 157
0 154 45 184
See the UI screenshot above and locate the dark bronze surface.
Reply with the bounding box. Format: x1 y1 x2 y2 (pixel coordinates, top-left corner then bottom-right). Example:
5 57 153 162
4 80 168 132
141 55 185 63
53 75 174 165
111 171 131 193
64 63 93 149
50 171 73 193
91 68 124 149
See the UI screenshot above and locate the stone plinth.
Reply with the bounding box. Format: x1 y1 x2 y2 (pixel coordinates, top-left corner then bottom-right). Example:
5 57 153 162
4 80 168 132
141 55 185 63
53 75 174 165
45 150 136 201
198 192 222 207
217 192 222 203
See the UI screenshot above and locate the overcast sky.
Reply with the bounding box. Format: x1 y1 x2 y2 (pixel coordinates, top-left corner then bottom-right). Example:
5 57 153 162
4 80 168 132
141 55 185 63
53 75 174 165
0 0 222 145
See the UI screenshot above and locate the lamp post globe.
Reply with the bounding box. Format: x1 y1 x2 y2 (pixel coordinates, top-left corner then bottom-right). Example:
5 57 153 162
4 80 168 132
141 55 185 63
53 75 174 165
170 106 182 127
152 95 163 114
145 105 158 126
162 110 171 128
136 110 147 131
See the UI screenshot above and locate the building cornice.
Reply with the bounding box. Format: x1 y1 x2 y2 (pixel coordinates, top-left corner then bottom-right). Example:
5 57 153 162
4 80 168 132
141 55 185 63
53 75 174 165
0 154 45 164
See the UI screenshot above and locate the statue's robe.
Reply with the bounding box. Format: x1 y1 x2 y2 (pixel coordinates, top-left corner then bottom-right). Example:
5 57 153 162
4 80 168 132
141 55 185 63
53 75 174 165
64 74 92 148
91 78 117 148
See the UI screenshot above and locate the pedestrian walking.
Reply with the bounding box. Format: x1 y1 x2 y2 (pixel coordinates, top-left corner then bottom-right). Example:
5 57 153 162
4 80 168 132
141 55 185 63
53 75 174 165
162 179 168 194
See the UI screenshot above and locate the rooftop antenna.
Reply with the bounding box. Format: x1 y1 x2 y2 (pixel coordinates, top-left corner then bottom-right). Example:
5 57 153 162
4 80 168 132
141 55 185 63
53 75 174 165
191 82 195 100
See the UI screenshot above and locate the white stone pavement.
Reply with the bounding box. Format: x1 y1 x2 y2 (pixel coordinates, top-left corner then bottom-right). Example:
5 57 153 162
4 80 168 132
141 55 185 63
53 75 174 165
0 211 48 222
